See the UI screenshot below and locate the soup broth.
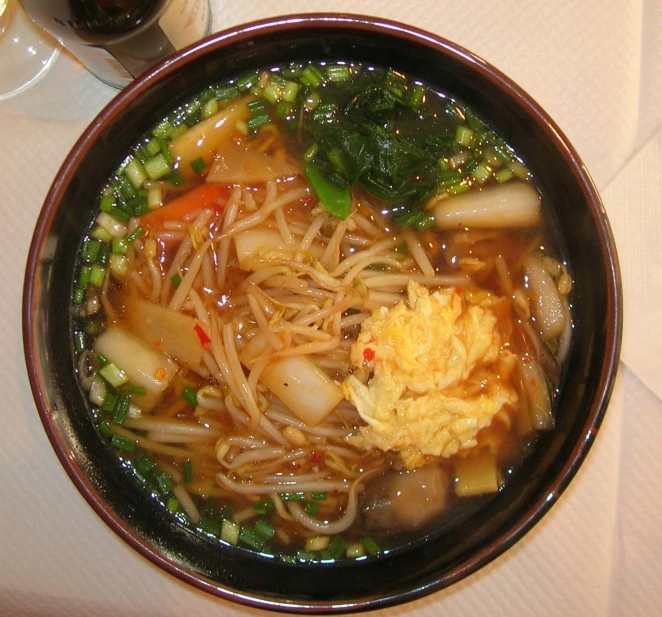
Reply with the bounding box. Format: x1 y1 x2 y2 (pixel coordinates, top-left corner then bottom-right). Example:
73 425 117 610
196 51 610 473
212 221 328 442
72 61 573 561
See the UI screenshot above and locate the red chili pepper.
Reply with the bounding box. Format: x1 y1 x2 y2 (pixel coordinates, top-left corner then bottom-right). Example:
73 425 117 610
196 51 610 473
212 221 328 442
363 347 375 362
309 452 322 464
194 323 211 348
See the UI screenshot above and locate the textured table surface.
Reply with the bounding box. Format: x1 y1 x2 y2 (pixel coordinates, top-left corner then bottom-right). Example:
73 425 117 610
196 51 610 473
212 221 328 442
1 1 661 615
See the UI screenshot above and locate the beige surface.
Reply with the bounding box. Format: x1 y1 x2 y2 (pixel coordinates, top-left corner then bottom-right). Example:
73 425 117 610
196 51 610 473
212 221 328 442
1 0 661 615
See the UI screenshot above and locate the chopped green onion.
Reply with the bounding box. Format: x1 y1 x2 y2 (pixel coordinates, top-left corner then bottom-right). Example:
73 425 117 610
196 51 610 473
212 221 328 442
190 157 206 175
471 162 492 185
111 238 128 255
77 266 91 289
263 82 282 104
220 519 240 546
97 353 108 366
119 384 147 395
99 362 129 388
182 386 197 408
282 81 299 102
125 158 147 189
73 288 84 305
326 65 350 82
305 536 330 552
448 181 471 195
73 330 85 352
155 471 172 495
168 171 186 187
110 435 136 452
125 226 144 244
97 243 110 266
147 187 162 210
127 195 149 217
296 551 317 562
321 535 347 560
81 239 102 264
202 97 218 119
274 101 293 118
215 85 240 101
495 167 514 183
109 254 129 278
114 175 137 201
300 65 324 88
98 422 114 438
112 394 131 425
239 526 265 550
136 456 156 475
236 73 258 92
281 492 306 502
144 138 161 157
166 497 180 513
310 491 327 501
409 84 425 109
152 119 173 139
144 153 172 181
361 536 380 556
182 459 193 484
247 115 271 132
155 136 173 165
101 391 119 413
89 264 106 288
253 520 275 541
303 91 321 111
304 501 319 516
455 125 475 148
170 274 182 288
90 226 113 243
346 542 366 558
253 500 274 514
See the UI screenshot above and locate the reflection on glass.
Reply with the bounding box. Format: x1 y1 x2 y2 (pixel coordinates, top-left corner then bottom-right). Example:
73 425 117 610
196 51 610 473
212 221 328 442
0 0 60 101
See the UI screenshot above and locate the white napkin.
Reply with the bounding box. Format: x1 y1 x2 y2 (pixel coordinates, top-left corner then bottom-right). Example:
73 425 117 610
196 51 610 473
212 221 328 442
602 128 662 399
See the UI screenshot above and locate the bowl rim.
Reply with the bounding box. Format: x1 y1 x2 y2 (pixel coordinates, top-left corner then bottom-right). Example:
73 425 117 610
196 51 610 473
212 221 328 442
22 12 623 613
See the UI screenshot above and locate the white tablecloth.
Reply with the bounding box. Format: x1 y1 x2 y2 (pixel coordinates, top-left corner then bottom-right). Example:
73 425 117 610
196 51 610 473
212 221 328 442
2 1 661 615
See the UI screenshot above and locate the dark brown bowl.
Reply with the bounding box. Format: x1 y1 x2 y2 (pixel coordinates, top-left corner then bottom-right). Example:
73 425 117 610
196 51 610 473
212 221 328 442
22 13 622 613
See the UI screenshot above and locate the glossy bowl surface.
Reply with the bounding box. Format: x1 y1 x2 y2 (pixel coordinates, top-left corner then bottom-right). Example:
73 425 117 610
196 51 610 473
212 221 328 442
22 14 622 613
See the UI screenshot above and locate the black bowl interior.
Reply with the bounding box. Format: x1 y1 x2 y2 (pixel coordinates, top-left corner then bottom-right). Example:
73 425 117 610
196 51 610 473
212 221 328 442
23 14 622 613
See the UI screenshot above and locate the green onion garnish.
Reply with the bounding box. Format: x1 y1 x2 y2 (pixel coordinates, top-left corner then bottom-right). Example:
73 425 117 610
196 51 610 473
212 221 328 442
135 456 156 475
101 391 119 413
73 288 84 305
182 386 197 408
73 330 85 352
168 171 185 187
111 394 131 425
99 362 129 388
304 501 319 516
239 526 266 550
361 536 380 556
166 497 179 513
253 500 274 514
126 226 144 244
321 535 347 560
111 238 128 255
81 239 102 264
170 274 182 288
247 115 271 132
155 471 172 495
98 422 114 439
119 384 147 395
190 157 206 175
300 65 324 88
110 435 136 452
88 264 106 288
182 459 193 484
253 519 275 541
144 153 171 181
77 266 92 289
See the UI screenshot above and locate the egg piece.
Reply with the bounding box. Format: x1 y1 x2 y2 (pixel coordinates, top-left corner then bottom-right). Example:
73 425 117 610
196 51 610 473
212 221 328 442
342 280 518 469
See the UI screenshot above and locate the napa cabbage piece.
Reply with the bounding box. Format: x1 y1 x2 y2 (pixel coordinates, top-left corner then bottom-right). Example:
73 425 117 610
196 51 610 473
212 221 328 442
240 335 343 426
93 326 176 410
123 296 206 369
523 253 566 340
431 181 541 229
169 98 251 179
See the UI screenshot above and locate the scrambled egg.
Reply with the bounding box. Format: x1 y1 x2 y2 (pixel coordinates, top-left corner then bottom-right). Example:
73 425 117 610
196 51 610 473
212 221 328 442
342 280 518 469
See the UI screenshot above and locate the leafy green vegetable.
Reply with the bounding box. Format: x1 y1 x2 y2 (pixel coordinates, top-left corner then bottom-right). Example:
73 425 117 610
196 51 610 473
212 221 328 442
303 162 351 219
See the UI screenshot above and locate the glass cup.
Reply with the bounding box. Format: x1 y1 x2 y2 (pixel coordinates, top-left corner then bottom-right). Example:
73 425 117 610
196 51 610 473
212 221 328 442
0 0 60 101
